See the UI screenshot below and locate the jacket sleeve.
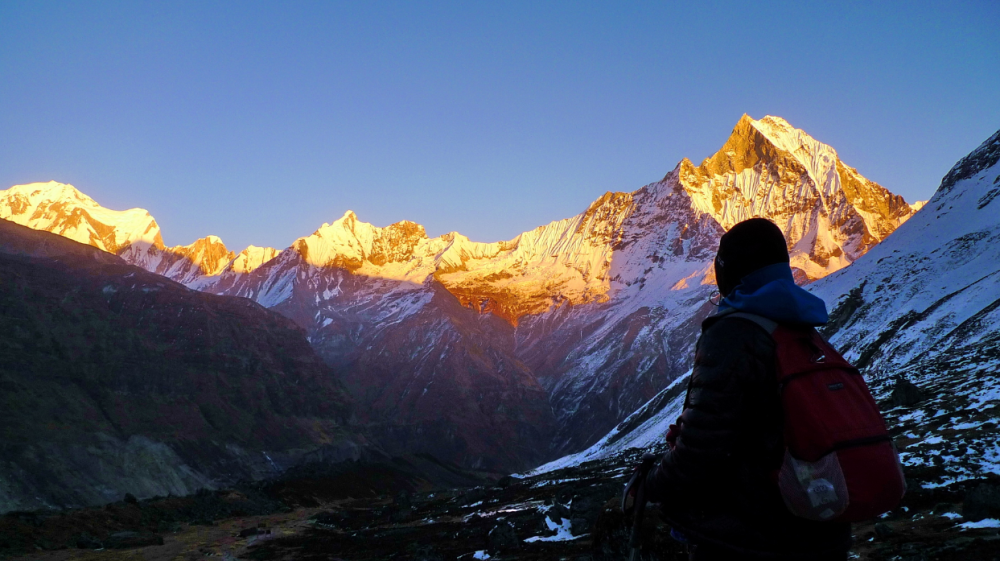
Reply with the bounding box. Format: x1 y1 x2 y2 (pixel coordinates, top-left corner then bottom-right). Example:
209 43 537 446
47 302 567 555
643 317 776 504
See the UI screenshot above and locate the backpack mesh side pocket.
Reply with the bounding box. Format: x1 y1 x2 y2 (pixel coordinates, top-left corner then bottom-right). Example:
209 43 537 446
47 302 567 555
777 449 850 521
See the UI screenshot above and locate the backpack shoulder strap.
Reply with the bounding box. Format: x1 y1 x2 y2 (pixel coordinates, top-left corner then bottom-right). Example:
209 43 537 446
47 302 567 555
724 311 779 335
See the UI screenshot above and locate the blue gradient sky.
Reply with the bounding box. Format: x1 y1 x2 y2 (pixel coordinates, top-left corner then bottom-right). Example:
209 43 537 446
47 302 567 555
2 1 998 250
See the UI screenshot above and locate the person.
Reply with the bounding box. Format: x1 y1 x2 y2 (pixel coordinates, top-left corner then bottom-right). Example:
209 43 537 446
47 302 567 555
641 218 852 560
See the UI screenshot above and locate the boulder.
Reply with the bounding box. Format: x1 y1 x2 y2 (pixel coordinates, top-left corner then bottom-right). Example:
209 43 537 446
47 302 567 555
238 527 261 538
931 502 953 514
571 492 609 527
549 503 570 520
963 483 1000 522
104 531 164 549
75 533 102 549
873 522 895 538
889 379 926 407
488 521 519 552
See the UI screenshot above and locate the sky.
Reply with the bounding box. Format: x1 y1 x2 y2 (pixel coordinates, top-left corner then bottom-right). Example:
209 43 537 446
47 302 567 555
1 1 998 251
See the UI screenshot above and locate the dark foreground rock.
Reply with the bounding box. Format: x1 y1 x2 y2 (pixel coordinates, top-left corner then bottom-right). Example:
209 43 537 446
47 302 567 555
104 530 164 548
964 483 1000 522
488 521 519 552
232 447 1000 561
890 378 928 407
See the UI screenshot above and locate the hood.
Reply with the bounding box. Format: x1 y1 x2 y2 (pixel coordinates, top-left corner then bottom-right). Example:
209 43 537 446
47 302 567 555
718 262 829 326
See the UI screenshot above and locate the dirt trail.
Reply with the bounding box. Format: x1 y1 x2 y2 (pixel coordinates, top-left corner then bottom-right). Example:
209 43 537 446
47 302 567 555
19 507 326 561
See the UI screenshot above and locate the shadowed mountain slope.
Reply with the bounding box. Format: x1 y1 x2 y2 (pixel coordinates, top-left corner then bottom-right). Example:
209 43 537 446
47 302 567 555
217 247 557 472
0 220 363 512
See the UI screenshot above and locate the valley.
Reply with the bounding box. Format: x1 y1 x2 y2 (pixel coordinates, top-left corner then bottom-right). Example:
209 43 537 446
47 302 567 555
1 118 998 560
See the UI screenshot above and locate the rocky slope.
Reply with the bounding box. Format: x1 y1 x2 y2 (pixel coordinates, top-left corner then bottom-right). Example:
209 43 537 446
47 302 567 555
234 449 1000 561
0 115 921 466
0 220 364 512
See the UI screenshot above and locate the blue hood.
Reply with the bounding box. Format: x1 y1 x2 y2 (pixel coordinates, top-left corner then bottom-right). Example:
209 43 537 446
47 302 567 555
718 262 829 326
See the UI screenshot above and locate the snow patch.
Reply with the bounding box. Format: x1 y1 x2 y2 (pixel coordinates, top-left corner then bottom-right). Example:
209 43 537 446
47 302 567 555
524 516 581 542
959 519 1000 529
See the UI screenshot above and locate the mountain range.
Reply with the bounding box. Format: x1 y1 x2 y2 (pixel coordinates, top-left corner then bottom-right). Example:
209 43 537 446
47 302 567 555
0 115 924 471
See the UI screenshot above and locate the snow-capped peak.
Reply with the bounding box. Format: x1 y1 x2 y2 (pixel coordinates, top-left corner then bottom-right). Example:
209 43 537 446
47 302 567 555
0 181 164 254
675 115 917 280
298 212 429 270
169 236 235 275
228 245 281 274
6 180 96 206
1 115 935 468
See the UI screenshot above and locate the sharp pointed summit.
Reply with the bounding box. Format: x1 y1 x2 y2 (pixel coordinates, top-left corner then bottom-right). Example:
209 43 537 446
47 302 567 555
676 114 917 280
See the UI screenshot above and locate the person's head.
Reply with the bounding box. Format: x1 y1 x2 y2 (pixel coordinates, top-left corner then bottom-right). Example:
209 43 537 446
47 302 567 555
714 218 790 297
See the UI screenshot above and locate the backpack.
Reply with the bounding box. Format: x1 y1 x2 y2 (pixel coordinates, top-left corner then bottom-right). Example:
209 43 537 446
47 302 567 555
728 312 906 522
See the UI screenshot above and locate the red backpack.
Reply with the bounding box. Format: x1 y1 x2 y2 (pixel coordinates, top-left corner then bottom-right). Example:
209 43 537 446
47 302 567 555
729 312 906 522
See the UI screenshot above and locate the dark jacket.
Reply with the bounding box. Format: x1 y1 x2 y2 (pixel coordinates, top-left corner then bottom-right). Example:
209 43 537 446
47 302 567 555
643 264 851 559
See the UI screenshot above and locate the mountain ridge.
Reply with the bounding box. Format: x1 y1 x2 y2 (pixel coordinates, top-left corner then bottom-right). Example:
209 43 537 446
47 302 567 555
0 117 924 316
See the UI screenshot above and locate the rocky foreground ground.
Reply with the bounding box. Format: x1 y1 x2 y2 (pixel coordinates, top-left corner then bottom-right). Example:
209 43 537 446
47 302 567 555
3 442 1000 561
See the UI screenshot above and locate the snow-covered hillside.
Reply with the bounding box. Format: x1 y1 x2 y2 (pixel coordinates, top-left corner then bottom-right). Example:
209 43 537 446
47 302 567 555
0 115 922 467
809 127 1000 489
812 129 1000 377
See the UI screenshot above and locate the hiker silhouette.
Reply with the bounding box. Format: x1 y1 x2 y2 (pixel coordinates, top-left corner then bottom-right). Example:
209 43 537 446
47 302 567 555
635 218 858 561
